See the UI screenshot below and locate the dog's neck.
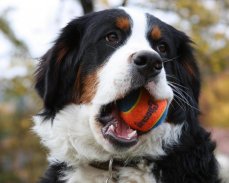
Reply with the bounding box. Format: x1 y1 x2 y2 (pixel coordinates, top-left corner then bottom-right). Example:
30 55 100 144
89 156 155 170
88 156 158 182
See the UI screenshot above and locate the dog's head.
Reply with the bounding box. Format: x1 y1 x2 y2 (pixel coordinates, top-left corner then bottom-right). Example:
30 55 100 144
33 8 200 163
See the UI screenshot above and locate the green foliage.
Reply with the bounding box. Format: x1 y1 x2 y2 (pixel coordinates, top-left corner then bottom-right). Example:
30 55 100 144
200 71 229 127
0 67 46 183
0 110 47 183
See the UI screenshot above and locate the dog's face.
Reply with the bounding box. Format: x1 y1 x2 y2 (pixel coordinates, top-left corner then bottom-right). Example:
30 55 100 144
34 8 200 163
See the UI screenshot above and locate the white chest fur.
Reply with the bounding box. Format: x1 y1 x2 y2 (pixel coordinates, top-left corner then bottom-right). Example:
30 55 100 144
62 161 157 183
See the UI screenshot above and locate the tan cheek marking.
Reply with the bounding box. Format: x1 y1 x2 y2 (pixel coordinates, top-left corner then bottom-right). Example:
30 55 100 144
151 26 162 40
116 17 130 31
79 70 99 103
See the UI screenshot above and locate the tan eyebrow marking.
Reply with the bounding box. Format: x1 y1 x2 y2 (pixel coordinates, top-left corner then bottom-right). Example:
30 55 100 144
116 17 130 31
151 26 162 40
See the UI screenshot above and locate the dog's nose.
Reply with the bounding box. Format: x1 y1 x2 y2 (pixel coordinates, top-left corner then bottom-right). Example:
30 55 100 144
132 51 162 79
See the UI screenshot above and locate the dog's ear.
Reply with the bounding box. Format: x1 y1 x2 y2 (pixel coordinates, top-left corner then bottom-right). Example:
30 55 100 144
166 31 201 123
176 32 200 103
35 20 85 118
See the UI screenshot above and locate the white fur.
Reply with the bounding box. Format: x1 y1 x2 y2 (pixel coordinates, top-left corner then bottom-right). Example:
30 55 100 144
118 161 157 183
33 7 181 183
33 105 183 161
62 160 158 183
146 69 174 105
91 7 174 154
33 103 183 182
93 7 173 106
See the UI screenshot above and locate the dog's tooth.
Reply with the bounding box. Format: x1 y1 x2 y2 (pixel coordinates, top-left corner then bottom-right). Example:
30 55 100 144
108 125 115 132
105 125 115 135
128 130 137 138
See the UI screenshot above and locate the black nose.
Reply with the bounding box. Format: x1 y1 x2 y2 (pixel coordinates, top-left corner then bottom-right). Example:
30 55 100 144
132 51 162 79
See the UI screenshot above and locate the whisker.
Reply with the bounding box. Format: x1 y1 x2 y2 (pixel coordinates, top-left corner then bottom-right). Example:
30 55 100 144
168 81 194 102
169 81 189 90
106 44 117 49
173 96 186 111
173 90 189 105
166 74 181 82
163 56 180 63
169 83 189 102
169 83 196 106
170 85 188 108
169 82 200 112
174 91 188 108
166 74 177 80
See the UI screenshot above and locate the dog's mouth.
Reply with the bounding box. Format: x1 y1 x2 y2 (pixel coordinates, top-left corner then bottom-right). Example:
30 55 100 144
97 87 168 148
99 101 138 148
99 101 139 148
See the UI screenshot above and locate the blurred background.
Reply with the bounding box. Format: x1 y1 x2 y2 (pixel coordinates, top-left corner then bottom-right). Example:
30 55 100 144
0 0 229 182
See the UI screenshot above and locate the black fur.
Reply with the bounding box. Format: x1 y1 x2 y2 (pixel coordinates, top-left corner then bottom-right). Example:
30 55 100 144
35 9 131 119
38 163 68 183
36 8 221 183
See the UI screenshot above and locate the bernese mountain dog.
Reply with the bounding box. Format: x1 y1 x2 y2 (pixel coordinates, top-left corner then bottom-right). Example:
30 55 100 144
33 7 221 183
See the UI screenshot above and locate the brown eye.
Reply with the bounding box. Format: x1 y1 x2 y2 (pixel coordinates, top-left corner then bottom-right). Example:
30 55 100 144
157 43 167 53
105 32 119 44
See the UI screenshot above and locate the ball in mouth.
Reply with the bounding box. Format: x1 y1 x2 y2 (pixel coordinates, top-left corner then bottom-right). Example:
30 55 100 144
97 87 168 148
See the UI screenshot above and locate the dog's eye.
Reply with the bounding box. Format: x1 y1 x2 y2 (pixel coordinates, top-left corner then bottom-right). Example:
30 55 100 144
105 32 120 44
157 43 167 53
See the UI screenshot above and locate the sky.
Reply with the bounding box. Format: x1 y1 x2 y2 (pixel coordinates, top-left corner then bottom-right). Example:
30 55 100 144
0 0 84 78
0 0 83 57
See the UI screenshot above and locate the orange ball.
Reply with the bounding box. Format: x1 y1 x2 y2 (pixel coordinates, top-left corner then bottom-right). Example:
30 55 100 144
118 89 168 132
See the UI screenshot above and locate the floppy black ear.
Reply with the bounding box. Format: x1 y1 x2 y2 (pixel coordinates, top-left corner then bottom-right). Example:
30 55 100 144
35 20 84 118
166 31 201 123
176 32 200 103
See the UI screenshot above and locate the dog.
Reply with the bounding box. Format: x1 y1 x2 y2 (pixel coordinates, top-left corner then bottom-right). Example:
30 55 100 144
33 7 221 183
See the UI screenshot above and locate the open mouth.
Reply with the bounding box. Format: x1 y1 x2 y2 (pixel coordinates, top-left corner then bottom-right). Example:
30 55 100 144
99 102 139 148
97 87 168 148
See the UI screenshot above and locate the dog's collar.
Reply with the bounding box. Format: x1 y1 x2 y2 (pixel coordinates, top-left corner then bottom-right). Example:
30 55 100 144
89 156 155 171
90 158 137 171
89 157 159 183
90 156 156 182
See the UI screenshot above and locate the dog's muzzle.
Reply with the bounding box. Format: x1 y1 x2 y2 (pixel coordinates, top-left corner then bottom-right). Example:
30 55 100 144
131 50 162 81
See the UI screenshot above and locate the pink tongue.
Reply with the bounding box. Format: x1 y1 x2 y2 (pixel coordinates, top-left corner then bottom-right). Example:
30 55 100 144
115 120 135 139
107 108 137 140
